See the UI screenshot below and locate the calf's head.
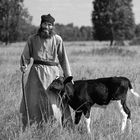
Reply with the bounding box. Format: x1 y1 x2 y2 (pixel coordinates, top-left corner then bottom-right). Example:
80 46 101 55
49 76 74 99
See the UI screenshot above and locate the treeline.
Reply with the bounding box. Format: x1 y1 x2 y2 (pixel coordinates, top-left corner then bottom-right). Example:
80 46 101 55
1 19 140 43
14 23 93 42
0 0 93 44
8 21 140 42
1 0 140 45
0 0 33 44
55 23 93 41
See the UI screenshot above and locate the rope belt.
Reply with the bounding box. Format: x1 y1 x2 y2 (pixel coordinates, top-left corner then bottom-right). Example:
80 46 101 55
33 60 59 66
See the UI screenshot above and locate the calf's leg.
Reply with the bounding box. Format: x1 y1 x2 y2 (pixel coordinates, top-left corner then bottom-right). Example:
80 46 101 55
85 117 91 134
75 111 82 124
117 100 128 132
121 100 132 132
121 100 131 119
83 108 91 134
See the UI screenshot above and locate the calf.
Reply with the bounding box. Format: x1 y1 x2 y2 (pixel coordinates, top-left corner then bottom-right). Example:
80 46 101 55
49 76 139 133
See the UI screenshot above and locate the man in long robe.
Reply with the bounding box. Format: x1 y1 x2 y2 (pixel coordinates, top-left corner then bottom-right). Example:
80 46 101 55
20 14 73 129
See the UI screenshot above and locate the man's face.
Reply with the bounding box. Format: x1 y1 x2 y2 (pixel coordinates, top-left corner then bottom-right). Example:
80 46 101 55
39 21 54 39
41 22 53 33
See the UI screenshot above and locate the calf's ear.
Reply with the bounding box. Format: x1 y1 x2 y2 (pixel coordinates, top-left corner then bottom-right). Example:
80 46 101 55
64 76 73 84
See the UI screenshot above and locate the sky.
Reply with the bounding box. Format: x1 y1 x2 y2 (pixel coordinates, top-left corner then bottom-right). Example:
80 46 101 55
24 0 140 27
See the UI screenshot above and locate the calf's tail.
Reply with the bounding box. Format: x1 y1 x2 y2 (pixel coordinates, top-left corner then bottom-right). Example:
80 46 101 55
128 80 140 97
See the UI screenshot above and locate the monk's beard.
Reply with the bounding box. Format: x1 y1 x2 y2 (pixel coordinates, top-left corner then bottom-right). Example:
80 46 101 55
37 27 55 39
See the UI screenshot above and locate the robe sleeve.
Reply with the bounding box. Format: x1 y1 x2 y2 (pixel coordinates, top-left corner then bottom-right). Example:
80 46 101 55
57 37 72 77
20 37 32 67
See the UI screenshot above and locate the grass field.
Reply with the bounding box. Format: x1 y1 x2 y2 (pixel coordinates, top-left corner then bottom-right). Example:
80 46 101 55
0 41 140 140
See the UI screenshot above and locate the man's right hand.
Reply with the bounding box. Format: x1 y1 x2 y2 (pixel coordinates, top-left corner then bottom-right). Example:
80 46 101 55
20 65 27 73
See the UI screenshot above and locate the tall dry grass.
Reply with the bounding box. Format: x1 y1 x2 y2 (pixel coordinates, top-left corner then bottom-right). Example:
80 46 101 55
0 41 140 139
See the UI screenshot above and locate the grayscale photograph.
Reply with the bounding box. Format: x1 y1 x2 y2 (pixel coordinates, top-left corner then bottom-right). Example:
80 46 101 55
0 0 140 139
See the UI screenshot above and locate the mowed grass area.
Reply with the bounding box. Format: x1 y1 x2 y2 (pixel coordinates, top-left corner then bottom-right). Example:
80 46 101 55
0 41 140 139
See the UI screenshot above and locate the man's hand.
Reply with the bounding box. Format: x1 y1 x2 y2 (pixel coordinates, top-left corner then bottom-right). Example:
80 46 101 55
20 65 27 73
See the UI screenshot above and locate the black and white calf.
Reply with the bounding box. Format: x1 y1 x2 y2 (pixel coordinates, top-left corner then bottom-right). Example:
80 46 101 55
50 76 139 133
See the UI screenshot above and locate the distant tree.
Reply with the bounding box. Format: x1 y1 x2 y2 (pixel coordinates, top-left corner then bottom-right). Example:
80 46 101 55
80 26 93 40
0 0 32 45
17 18 37 41
55 23 93 41
92 0 135 46
64 23 75 41
135 24 140 37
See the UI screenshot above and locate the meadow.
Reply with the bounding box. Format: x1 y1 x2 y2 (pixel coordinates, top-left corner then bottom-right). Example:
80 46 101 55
0 41 140 140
